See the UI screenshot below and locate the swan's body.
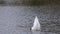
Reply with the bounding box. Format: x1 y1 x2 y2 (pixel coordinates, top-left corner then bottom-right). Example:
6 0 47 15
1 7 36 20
31 16 40 31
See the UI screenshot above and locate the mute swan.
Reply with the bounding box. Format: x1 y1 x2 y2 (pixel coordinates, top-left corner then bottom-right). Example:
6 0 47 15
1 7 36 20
31 16 40 31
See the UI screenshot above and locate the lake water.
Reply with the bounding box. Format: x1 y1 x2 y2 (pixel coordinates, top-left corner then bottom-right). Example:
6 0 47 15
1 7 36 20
0 6 60 34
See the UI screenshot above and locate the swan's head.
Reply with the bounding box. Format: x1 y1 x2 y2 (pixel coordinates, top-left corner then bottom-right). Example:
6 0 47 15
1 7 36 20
31 26 36 31
31 27 34 31
31 25 40 31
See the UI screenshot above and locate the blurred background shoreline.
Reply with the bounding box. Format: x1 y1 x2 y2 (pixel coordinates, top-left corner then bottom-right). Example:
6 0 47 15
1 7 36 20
0 0 60 6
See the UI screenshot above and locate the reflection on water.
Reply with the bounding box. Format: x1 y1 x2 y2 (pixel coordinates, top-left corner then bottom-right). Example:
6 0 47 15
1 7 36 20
31 31 40 34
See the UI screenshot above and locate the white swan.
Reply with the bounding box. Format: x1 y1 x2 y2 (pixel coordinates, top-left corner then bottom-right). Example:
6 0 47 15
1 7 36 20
31 16 40 31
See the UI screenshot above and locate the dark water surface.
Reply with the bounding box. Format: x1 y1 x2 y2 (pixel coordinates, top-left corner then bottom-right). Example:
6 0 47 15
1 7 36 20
0 6 60 34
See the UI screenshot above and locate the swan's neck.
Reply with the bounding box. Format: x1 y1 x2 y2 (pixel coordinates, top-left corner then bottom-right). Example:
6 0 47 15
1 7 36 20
32 16 40 31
